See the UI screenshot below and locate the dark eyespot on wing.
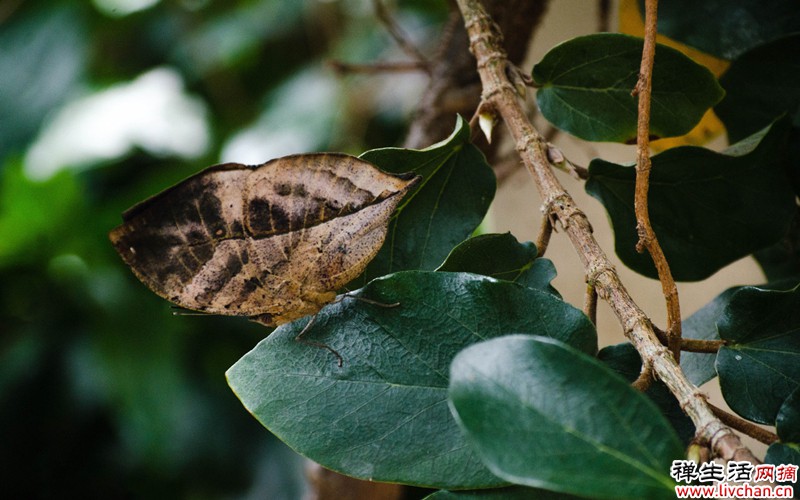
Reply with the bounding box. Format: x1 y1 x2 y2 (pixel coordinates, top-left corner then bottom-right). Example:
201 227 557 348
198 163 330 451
293 184 308 197
270 203 291 231
247 198 275 234
197 191 229 239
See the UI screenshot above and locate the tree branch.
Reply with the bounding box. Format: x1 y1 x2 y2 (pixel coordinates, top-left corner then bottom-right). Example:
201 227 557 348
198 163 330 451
404 0 549 150
373 0 431 72
455 0 761 466
633 0 683 362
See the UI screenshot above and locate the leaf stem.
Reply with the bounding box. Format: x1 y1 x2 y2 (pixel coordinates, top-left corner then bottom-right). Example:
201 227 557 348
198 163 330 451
680 338 725 353
633 0 683 363
455 0 762 466
709 404 779 446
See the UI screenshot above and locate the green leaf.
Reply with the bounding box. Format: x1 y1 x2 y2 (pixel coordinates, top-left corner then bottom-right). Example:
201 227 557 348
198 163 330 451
598 343 695 445
715 34 800 143
586 118 795 281
424 486 581 499
436 232 559 296
777 388 800 443
716 285 800 424
679 288 739 386
353 116 496 285
644 0 800 60
448 335 681 500
532 33 724 143
226 272 596 489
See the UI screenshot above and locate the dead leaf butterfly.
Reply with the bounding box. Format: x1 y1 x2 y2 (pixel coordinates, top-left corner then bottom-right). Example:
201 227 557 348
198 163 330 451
110 153 420 327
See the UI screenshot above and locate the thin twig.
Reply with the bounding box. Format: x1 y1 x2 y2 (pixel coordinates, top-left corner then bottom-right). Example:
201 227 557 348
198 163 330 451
709 404 779 446
456 0 761 466
373 0 431 73
681 338 725 353
633 0 683 362
328 60 428 75
597 0 612 32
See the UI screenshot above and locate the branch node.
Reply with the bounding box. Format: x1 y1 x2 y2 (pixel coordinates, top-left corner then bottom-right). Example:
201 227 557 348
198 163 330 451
586 260 616 287
678 388 708 414
481 81 518 101
543 193 590 231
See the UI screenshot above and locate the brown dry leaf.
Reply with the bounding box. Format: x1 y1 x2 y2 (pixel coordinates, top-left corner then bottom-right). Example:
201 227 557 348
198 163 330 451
110 153 420 326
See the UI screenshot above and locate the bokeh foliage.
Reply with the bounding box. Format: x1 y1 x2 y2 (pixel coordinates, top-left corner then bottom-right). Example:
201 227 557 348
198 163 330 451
0 0 445 497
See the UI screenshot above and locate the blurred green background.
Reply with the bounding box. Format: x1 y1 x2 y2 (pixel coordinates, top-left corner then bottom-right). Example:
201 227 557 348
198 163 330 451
0 0 444 497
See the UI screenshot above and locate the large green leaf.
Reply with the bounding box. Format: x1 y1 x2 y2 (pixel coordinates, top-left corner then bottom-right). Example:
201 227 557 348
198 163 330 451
448 335 681 500
598 342 694 444
352 116 495 285
716 285 800 424
436 232 558 296
532 33 723 143
586 118 795 281
715 34 800 143
643 0 800 60
226 272 596 489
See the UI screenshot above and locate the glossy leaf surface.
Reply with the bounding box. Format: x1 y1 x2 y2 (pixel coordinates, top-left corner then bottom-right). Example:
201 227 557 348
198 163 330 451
533 33 723 142
436 232 558 296
227 272 596 488
598 342 694 444
717 285 800 424
449 335 681 499
354 116 496 285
